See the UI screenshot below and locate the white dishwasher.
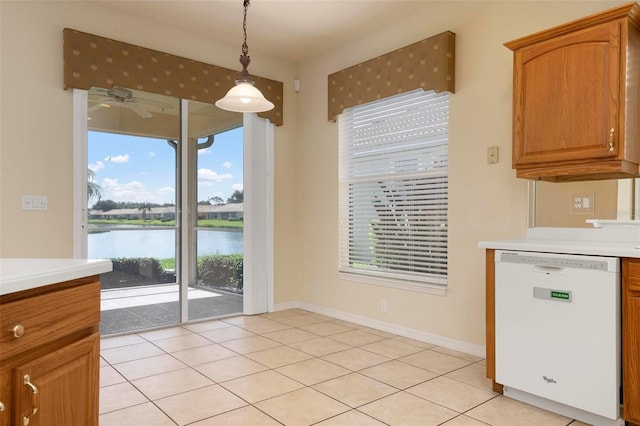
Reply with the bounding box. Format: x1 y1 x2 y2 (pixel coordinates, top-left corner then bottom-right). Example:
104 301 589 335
494 250 622 426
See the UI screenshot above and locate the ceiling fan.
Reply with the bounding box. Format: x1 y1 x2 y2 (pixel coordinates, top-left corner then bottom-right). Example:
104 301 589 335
88 86 160 118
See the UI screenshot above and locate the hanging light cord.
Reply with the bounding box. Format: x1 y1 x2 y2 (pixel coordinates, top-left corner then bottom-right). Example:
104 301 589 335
237 0 252 83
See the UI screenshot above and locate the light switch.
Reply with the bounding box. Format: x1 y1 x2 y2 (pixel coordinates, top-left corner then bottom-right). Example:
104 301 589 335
22 195 48 211
487 146 499 164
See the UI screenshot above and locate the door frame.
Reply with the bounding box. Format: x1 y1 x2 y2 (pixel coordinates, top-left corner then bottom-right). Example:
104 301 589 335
72 89 274 318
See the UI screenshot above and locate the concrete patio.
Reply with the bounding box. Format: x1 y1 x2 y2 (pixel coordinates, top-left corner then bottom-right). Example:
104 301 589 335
100 283 243 335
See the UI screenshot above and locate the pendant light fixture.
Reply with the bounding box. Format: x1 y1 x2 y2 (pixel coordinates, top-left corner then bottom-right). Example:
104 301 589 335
215 0 274 113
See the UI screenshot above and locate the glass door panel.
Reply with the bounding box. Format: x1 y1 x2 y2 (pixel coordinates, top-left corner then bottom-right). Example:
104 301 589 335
188 100 243 320
87 87 181 334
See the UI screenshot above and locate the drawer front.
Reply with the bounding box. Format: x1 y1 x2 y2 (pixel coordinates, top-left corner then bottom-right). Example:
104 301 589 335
0 282 100 361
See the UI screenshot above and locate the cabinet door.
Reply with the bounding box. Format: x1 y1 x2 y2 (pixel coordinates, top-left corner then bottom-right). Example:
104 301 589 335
13 333 99 426
513 20 621 166
624 295 640 423
624 259 640 423
0 368 11 426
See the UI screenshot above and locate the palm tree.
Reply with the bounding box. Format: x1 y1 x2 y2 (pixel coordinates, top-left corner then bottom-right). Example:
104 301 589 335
138 202 153 220
87 169 102 203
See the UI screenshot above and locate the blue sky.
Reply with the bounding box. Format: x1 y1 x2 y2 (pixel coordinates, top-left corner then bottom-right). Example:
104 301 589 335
88 127 243 206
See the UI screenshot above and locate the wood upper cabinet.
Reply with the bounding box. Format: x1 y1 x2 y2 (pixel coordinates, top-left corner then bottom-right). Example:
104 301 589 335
505 3 640 181
0 277 101 426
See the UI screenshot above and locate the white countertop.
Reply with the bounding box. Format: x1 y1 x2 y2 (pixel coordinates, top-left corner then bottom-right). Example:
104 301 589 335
479 226 640 258
478 238 640 258
0 258 113 296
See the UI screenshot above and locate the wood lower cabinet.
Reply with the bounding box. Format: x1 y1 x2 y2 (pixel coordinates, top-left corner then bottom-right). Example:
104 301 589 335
0 277 101 426
623 258 640 425
485 250 639 424
505 3 640 182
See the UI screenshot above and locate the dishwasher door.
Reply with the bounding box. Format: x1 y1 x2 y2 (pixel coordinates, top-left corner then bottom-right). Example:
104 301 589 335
495 250 620 421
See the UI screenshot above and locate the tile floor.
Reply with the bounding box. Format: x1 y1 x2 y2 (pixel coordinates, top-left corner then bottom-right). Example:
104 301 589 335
99 309 591 426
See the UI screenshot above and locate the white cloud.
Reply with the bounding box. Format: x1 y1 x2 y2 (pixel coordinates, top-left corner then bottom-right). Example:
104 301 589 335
148 152 156 157
231 183 243 191
100 178 173 203
198 148 211 155
89 161 104 172
105 154 130 163
222 161 233 169
158 187 175 194
198 168 233 184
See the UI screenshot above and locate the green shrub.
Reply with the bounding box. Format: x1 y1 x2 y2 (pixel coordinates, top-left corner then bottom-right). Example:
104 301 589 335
106 255 242 292
197 254 243 293
110 257 174 283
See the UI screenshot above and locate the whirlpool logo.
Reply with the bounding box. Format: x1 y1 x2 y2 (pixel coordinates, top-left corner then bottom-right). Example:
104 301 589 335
543 376 557 384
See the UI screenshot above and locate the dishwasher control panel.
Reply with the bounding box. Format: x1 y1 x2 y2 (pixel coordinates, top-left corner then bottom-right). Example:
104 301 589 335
497 250 617 272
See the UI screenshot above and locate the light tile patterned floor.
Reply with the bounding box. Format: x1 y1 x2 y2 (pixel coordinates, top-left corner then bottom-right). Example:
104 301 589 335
99 309 591 426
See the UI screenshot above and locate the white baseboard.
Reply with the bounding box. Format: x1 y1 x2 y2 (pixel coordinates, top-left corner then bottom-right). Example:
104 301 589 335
272 300 486 358
272 300 300 312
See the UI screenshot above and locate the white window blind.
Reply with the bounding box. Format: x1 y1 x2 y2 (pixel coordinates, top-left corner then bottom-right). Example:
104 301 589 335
338 89 448 287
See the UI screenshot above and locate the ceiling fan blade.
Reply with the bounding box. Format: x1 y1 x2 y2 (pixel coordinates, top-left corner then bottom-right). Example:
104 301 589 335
88 103 104 112
124 102 153 118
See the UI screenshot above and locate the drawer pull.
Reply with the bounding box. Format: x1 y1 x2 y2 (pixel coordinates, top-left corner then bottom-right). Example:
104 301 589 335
0 401 4 411
22 375 38 426
11 324 25 338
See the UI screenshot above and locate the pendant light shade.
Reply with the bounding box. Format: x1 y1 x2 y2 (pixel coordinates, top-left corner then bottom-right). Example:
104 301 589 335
216 0 274 113
215 81 274 113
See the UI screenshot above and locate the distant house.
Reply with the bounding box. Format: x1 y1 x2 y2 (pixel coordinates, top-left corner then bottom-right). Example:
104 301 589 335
197 203 243 220
89 208 145 220
89 203 242 221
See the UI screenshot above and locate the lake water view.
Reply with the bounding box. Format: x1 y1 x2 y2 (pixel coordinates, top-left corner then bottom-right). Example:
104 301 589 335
88 228 243 259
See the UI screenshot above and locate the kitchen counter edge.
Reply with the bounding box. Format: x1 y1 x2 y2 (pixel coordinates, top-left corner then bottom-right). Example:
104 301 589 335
0 258 113 296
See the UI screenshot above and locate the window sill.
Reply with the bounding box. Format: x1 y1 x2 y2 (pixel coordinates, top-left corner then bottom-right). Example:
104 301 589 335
337 271 447 296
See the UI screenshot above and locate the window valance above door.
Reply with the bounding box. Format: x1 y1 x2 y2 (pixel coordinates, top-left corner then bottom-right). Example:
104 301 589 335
63 28 284 126
328 31 455 121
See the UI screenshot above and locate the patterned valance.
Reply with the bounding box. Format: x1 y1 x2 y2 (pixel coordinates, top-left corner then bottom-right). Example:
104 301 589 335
328 31 455 121
63 28 284 126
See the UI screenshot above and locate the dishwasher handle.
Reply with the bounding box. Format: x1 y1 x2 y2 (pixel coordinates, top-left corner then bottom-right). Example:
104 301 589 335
533 265 566 274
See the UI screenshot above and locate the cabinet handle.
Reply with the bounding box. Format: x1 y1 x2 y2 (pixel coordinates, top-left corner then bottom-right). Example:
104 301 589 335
0 401 4 411
11 324 25 338
609 128 615 152
22 375 38 426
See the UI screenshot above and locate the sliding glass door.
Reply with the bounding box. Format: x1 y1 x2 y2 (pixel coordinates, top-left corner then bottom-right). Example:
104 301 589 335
83 87 244 334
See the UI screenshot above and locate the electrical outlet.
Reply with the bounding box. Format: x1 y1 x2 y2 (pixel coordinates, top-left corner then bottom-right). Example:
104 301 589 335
380 298 388 313
570 192 595 214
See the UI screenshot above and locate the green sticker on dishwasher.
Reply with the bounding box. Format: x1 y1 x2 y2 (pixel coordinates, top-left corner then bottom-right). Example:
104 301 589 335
533 287 572 302
551 291 570 300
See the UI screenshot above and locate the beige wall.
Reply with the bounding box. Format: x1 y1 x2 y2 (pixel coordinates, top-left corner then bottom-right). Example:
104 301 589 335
0 1 299 303
534 180 620 227
0 1 623 349
294 1 619 347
